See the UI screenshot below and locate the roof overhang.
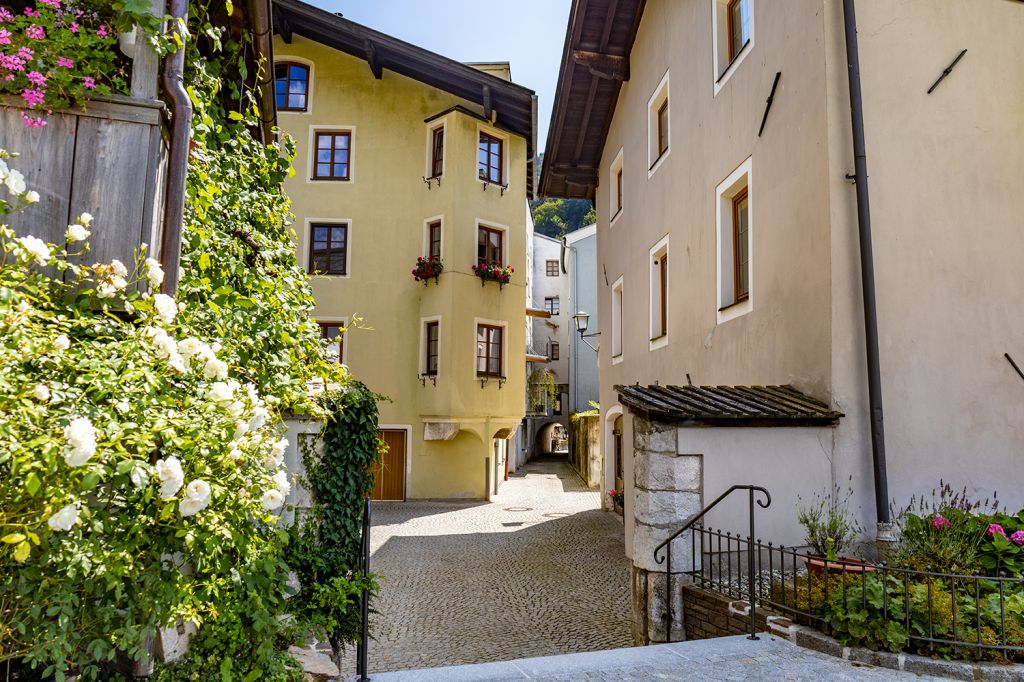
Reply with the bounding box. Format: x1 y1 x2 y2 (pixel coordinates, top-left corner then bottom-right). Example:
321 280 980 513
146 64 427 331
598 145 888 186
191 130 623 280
527 308 552 318
272 0 537 196
615 384 844 427
539 0 647 199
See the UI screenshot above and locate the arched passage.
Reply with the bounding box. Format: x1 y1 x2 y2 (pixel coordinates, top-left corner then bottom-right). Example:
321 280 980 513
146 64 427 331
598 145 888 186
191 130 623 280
604 406 624 504
535 421 568 456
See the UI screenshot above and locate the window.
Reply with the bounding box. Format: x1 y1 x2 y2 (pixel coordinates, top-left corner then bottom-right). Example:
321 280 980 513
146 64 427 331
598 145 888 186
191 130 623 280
728 0 752 62
544 296 560 316
309 223 348 275
430 126 444 179
732 189 750 302
478 131 503 184
427 220 442 260
424 321 439 376
545 259 560 277
553 393 563 416
611 276 623 359
476 324 503 378
319 322 344 364
717 157 753 322
609 149 624 222
550 342 559 361
313 131 351 180
713 0 754 93
477 225 503 265
275 62 309 112
650 239 669 343
647 72 670 173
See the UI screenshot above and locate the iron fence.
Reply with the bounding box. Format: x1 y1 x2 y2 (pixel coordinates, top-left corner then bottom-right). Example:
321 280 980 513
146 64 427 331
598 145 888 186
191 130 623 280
682 525 1024 661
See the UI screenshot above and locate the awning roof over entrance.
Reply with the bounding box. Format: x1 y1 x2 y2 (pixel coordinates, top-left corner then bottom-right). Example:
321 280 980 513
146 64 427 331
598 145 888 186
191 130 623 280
615 384 844 427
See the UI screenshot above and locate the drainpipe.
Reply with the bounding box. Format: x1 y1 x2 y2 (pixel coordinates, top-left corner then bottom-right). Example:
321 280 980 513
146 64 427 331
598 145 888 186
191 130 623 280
159 0 192 296
842 0 891 537
246 0 277 144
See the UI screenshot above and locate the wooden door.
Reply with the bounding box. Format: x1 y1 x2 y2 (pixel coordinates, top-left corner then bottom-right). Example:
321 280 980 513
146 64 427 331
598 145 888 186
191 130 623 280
372 430 406 501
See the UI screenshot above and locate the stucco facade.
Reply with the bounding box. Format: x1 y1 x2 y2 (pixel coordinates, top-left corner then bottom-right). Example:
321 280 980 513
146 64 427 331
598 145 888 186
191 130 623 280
274 32 531 500
565 224 600 415
547 0 1024 551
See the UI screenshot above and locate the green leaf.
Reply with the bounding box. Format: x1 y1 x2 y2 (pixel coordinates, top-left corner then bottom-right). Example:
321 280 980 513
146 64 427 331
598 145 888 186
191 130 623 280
81 472 100 492
13 540 30 563
2 533 26 544
25 472 41 496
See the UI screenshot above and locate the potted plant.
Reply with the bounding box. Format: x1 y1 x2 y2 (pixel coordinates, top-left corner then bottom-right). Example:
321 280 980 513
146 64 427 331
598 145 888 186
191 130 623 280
471 260 513 289
608 488 624 513
797 482 871 575
412 256 444 285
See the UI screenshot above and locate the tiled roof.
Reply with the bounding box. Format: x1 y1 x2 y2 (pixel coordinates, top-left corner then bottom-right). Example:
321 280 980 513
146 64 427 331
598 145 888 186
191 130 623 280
614 384 843 427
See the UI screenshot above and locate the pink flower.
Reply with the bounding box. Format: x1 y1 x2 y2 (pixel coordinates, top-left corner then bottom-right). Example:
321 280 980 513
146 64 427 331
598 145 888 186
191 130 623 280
21 88 45 109
0 30 10 45
39 0 61 7
988 523 1007 538
0 55 26 72
1012 531 1024 546
932 514 951 531
26 71 45 87
69 21 78 34
24 8 39 18
96 24 108 38
20 112 46 128
25 25 45 40
0 8 13 22
57 56 73 68
17 47 33 60
83 76 95 89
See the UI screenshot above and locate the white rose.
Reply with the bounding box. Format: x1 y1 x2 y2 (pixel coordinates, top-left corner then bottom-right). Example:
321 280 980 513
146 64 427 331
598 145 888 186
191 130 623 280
272 470 290 495
96 281 116 299
271 438 288 459
0 158 8 179
208 381 234 403
226 400 245 418
228 444 243 461
177 337 207 361
31 384 50 401
115 400 129 414
47 504 79 531
66 223 90 242
167 352 187 373
203 356 228 380
153 293 177 325
63 417 97 467
179 479 211 518
261 489 284 512
79 212 93 226
155 456 184 500
248 405 269 431
233 420 249 441
17 235 50 266
53 334 70 351
144 258 164 288
5 168 25 195
110 260 128 278
24 190 39 204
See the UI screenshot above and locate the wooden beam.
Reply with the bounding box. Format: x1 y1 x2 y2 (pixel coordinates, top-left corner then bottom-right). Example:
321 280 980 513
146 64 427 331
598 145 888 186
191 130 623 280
365 40 382 79
572 50 628 81
482 85 492 121
273 5 292 43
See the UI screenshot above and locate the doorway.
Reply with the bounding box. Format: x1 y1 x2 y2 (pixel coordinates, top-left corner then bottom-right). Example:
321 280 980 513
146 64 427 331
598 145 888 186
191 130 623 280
372 429 407 501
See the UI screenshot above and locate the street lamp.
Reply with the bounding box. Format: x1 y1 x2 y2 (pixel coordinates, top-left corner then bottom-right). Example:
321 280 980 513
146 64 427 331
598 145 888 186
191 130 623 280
572 311 599 352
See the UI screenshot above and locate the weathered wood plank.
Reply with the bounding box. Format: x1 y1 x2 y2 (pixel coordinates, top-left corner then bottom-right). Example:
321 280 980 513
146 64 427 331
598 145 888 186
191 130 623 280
0 95 163 126
68 116 153 268
0 106 75 250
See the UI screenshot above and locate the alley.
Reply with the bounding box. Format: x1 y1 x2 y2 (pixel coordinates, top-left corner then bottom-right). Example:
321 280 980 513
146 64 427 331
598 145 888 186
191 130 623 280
345 458 632 674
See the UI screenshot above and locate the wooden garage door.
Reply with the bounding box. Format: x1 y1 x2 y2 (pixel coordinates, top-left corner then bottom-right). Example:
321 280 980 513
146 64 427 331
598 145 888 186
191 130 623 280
371 430 406 501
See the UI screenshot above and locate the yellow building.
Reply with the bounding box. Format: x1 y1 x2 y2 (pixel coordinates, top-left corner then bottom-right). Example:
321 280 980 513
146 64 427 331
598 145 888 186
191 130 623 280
273 0 536 500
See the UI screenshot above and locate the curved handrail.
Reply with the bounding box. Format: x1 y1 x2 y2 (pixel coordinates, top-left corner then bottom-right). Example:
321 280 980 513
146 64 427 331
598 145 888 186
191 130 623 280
653 484 771 565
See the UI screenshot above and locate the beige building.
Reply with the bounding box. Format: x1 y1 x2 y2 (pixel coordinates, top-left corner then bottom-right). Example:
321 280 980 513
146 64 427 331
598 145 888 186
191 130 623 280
273 0 536 500
542 0 1024 558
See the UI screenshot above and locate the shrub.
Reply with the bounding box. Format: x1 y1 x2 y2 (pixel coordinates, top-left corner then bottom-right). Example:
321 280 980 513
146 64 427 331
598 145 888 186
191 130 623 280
797 480 863 559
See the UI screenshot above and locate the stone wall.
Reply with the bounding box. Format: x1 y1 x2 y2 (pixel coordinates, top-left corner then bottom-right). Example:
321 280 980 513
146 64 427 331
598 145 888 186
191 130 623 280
569 414 601 487
680 584 770 640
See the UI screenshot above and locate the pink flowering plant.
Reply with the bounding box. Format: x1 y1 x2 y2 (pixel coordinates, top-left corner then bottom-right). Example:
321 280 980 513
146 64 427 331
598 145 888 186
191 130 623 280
0 1 133 126
471 260 514 288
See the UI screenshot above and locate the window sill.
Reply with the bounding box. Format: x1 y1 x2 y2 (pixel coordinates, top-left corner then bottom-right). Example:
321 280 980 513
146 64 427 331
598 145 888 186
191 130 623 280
611 353 624 366
649 335 669 351
609 209 623 228
310 177 351 182
717 297 749 313
648 149 670 178
714 39 752 96
717 296 753 324
478 178 509 194
309 272 350 278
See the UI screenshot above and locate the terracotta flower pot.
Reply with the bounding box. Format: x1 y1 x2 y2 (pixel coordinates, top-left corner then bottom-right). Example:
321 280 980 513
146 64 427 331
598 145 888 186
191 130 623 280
800 555 876 577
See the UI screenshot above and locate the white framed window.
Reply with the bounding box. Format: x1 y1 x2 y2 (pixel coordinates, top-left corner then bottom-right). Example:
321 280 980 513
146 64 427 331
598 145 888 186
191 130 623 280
476 124 510 188
420 316 441 377
316 317 347 365
649 236 669 349
647 71 671 176
307 125 356 184
544 296 560 316
423 215 444 261
712 0 754 95
474 318 508 379
611 276 624 362
426 119 447 180
475 219 509 266
609 148 624 226
716 156 753 324
304 218 352 278
274 57 314 114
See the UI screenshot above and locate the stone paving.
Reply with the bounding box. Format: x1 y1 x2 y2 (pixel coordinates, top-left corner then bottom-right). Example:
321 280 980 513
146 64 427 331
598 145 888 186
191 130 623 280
339 458 633 676
361 634 948 681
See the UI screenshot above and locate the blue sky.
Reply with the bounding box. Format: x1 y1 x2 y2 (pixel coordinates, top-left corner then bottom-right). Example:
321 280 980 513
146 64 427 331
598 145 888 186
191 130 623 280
308 0 571 152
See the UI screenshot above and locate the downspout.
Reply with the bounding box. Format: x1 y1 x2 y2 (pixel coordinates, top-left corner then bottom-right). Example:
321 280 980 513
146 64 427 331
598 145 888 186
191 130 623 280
159 0 192 296
842 0 891 536
247 0 277 144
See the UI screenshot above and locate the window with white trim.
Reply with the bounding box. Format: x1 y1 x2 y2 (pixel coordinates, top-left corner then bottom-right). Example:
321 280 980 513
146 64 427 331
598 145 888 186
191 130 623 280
611 277 623 358
717 158 753 319
650 239 669 341
476 324 504 378
647 72 670 173
544 296 560 316
712 0 754 93
318 321 346 364
422 319 440 376
609 149 624 222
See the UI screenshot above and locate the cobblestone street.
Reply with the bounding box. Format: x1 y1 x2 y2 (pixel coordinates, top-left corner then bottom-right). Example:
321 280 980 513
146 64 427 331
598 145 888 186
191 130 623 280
342 458 632 675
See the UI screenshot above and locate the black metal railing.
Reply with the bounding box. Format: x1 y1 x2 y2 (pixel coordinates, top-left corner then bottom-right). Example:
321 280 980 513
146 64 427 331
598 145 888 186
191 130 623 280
685 526 1024 661
653 485 771 642
355 497 371 682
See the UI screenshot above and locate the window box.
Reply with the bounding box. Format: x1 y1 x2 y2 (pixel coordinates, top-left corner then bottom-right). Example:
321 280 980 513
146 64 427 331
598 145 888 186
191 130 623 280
472 261 514 289
412 256 444 285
